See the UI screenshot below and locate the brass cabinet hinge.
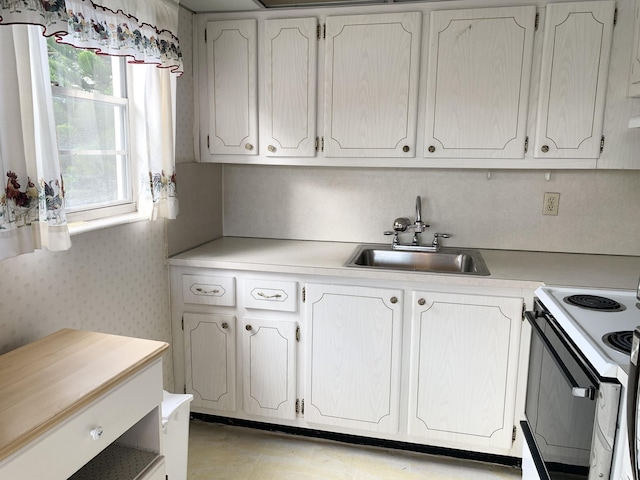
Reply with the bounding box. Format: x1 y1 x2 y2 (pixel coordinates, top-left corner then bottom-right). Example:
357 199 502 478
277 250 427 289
184 384 187 394
614 8 618 26
205 29 207 43
321 137 324 152
522 303 526 321
181 316 184 330
207 135 210 149
317 24 322 40
295 398 305 415
512 425 517 442
315 137 319 152
534 13 539 31
296 326 301 342
600 135 605 153
302 286 306 303
524 136 529 154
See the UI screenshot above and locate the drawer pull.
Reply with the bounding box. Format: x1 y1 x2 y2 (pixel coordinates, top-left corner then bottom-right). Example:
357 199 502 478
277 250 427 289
221 322 229 330
257 291 283 300
246 324 253 332
195 287 220 295
90 426 104 441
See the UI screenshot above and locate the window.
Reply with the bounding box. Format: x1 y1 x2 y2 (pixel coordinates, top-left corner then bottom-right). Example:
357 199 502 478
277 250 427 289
47 39 135 221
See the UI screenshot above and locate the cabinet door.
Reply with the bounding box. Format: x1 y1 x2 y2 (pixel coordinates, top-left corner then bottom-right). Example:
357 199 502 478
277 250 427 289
408 292 523 452
323 12 422 158
304 284 403 433
184 312 236 412
534 1 615 159
206 19 258 155
263 18 317 157
242 318 297 420
423 6 536 159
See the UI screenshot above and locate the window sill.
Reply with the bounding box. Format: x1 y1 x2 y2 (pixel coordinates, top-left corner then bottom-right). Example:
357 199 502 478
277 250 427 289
67 211 149 236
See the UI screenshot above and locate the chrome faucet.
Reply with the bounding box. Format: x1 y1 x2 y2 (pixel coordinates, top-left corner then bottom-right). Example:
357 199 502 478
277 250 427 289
411 196 427 245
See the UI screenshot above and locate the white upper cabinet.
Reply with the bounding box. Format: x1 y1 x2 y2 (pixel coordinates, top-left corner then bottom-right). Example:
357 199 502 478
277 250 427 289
533 1 615 159
263 18 318 157
423 6 536 159
206 19 258 155
323 12 422 157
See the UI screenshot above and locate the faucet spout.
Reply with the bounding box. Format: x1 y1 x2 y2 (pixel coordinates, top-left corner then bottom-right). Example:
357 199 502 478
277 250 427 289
415 196 422 224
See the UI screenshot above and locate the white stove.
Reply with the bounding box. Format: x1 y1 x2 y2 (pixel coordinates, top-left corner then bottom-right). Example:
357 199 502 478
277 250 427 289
536 285 640 379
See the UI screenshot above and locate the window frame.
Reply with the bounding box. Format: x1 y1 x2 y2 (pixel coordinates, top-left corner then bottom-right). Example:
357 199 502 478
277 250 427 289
48 50 139 223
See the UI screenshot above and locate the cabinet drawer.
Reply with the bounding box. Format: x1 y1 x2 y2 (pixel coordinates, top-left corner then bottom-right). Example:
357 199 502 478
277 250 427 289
183 274 236 306
244 279 297 312
0 361 162 479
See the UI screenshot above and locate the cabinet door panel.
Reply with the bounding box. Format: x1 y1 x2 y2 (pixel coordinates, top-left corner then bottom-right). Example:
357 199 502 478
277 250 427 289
304 284 402 433
534 1 615 159
184 313 236 412
424 6 536 159
207 19 258 155
408 292 522 452
242 318 297 419
264 18 317 157
324 12 421 157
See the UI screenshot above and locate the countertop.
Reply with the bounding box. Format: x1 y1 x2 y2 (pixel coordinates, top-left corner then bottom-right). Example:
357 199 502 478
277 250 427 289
169 237 640 291
0 329 169 462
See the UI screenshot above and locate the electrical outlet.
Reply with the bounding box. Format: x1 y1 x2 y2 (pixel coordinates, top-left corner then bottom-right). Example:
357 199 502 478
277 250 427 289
543 192 560 216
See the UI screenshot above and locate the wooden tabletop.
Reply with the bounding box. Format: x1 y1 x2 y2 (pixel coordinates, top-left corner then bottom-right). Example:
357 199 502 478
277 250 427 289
0 329 169 462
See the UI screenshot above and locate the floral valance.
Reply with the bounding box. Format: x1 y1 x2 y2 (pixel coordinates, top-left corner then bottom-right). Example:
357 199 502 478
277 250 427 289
0 0 183 76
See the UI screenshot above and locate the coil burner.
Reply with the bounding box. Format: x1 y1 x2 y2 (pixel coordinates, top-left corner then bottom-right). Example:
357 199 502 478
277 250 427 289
564 294 625 312
602 330 633 355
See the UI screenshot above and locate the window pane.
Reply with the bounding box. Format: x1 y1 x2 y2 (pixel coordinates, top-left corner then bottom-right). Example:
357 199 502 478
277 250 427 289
47 39 118 96
53 95 125 151
60 154 131 210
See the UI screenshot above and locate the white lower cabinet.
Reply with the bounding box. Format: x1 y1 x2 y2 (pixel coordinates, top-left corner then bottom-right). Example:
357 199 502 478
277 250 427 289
303 283 403 434
172 267 527 457
184 312 237 412
407 291 523 451
242 317 298 420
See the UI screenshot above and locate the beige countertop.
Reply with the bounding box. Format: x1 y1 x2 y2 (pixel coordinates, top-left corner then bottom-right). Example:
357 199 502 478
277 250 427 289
0 329 169 463
169 237 640 291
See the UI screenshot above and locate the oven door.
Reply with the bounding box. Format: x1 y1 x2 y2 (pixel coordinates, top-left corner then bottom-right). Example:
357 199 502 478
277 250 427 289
523 308 601 480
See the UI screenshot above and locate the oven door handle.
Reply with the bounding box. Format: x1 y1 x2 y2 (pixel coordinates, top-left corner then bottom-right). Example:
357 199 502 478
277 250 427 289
525 311 596 400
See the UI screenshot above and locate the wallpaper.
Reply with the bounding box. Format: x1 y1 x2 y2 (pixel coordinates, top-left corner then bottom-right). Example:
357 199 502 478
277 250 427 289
0 221 174 389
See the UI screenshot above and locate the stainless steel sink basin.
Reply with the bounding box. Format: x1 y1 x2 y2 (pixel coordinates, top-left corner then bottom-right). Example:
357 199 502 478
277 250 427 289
344 245 490 275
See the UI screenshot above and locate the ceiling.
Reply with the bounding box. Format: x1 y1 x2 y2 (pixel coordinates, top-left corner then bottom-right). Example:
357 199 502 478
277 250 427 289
180 0 420 13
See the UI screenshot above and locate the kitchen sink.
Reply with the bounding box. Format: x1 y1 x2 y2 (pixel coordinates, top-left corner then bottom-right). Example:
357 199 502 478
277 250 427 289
344 244 490 275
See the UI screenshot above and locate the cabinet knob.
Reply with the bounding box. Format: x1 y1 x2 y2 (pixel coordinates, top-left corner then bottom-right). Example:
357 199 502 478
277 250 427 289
245 143 254 151
541 145 549 153
90 426 104 441
418 298 426 306
428 145 435 153
390 296 398 304
245 324 253 331
267 145 276 153
221 322 229 330
402 145 410 153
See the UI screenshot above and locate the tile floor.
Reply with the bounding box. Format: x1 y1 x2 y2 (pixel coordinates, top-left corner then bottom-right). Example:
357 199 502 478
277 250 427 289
186 419 522 480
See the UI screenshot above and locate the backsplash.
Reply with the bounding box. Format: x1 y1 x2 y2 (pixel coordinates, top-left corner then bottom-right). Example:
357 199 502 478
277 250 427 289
223 165 640 257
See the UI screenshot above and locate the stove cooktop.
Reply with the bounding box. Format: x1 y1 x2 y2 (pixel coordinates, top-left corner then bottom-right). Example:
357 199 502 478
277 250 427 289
537 286 640 379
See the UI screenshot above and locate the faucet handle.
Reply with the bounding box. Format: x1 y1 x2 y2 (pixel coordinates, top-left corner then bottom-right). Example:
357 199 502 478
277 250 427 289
384 230 400 245
432 233 451 247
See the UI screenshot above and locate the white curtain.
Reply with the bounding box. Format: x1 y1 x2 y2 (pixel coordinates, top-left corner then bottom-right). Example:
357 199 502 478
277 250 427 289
130 63 179 220
0 25 71 260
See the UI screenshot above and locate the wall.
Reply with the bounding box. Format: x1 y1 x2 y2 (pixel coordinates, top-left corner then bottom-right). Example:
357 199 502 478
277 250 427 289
0 221 174 388
223 166 640 256
168 6 223 257
0 7 222 392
